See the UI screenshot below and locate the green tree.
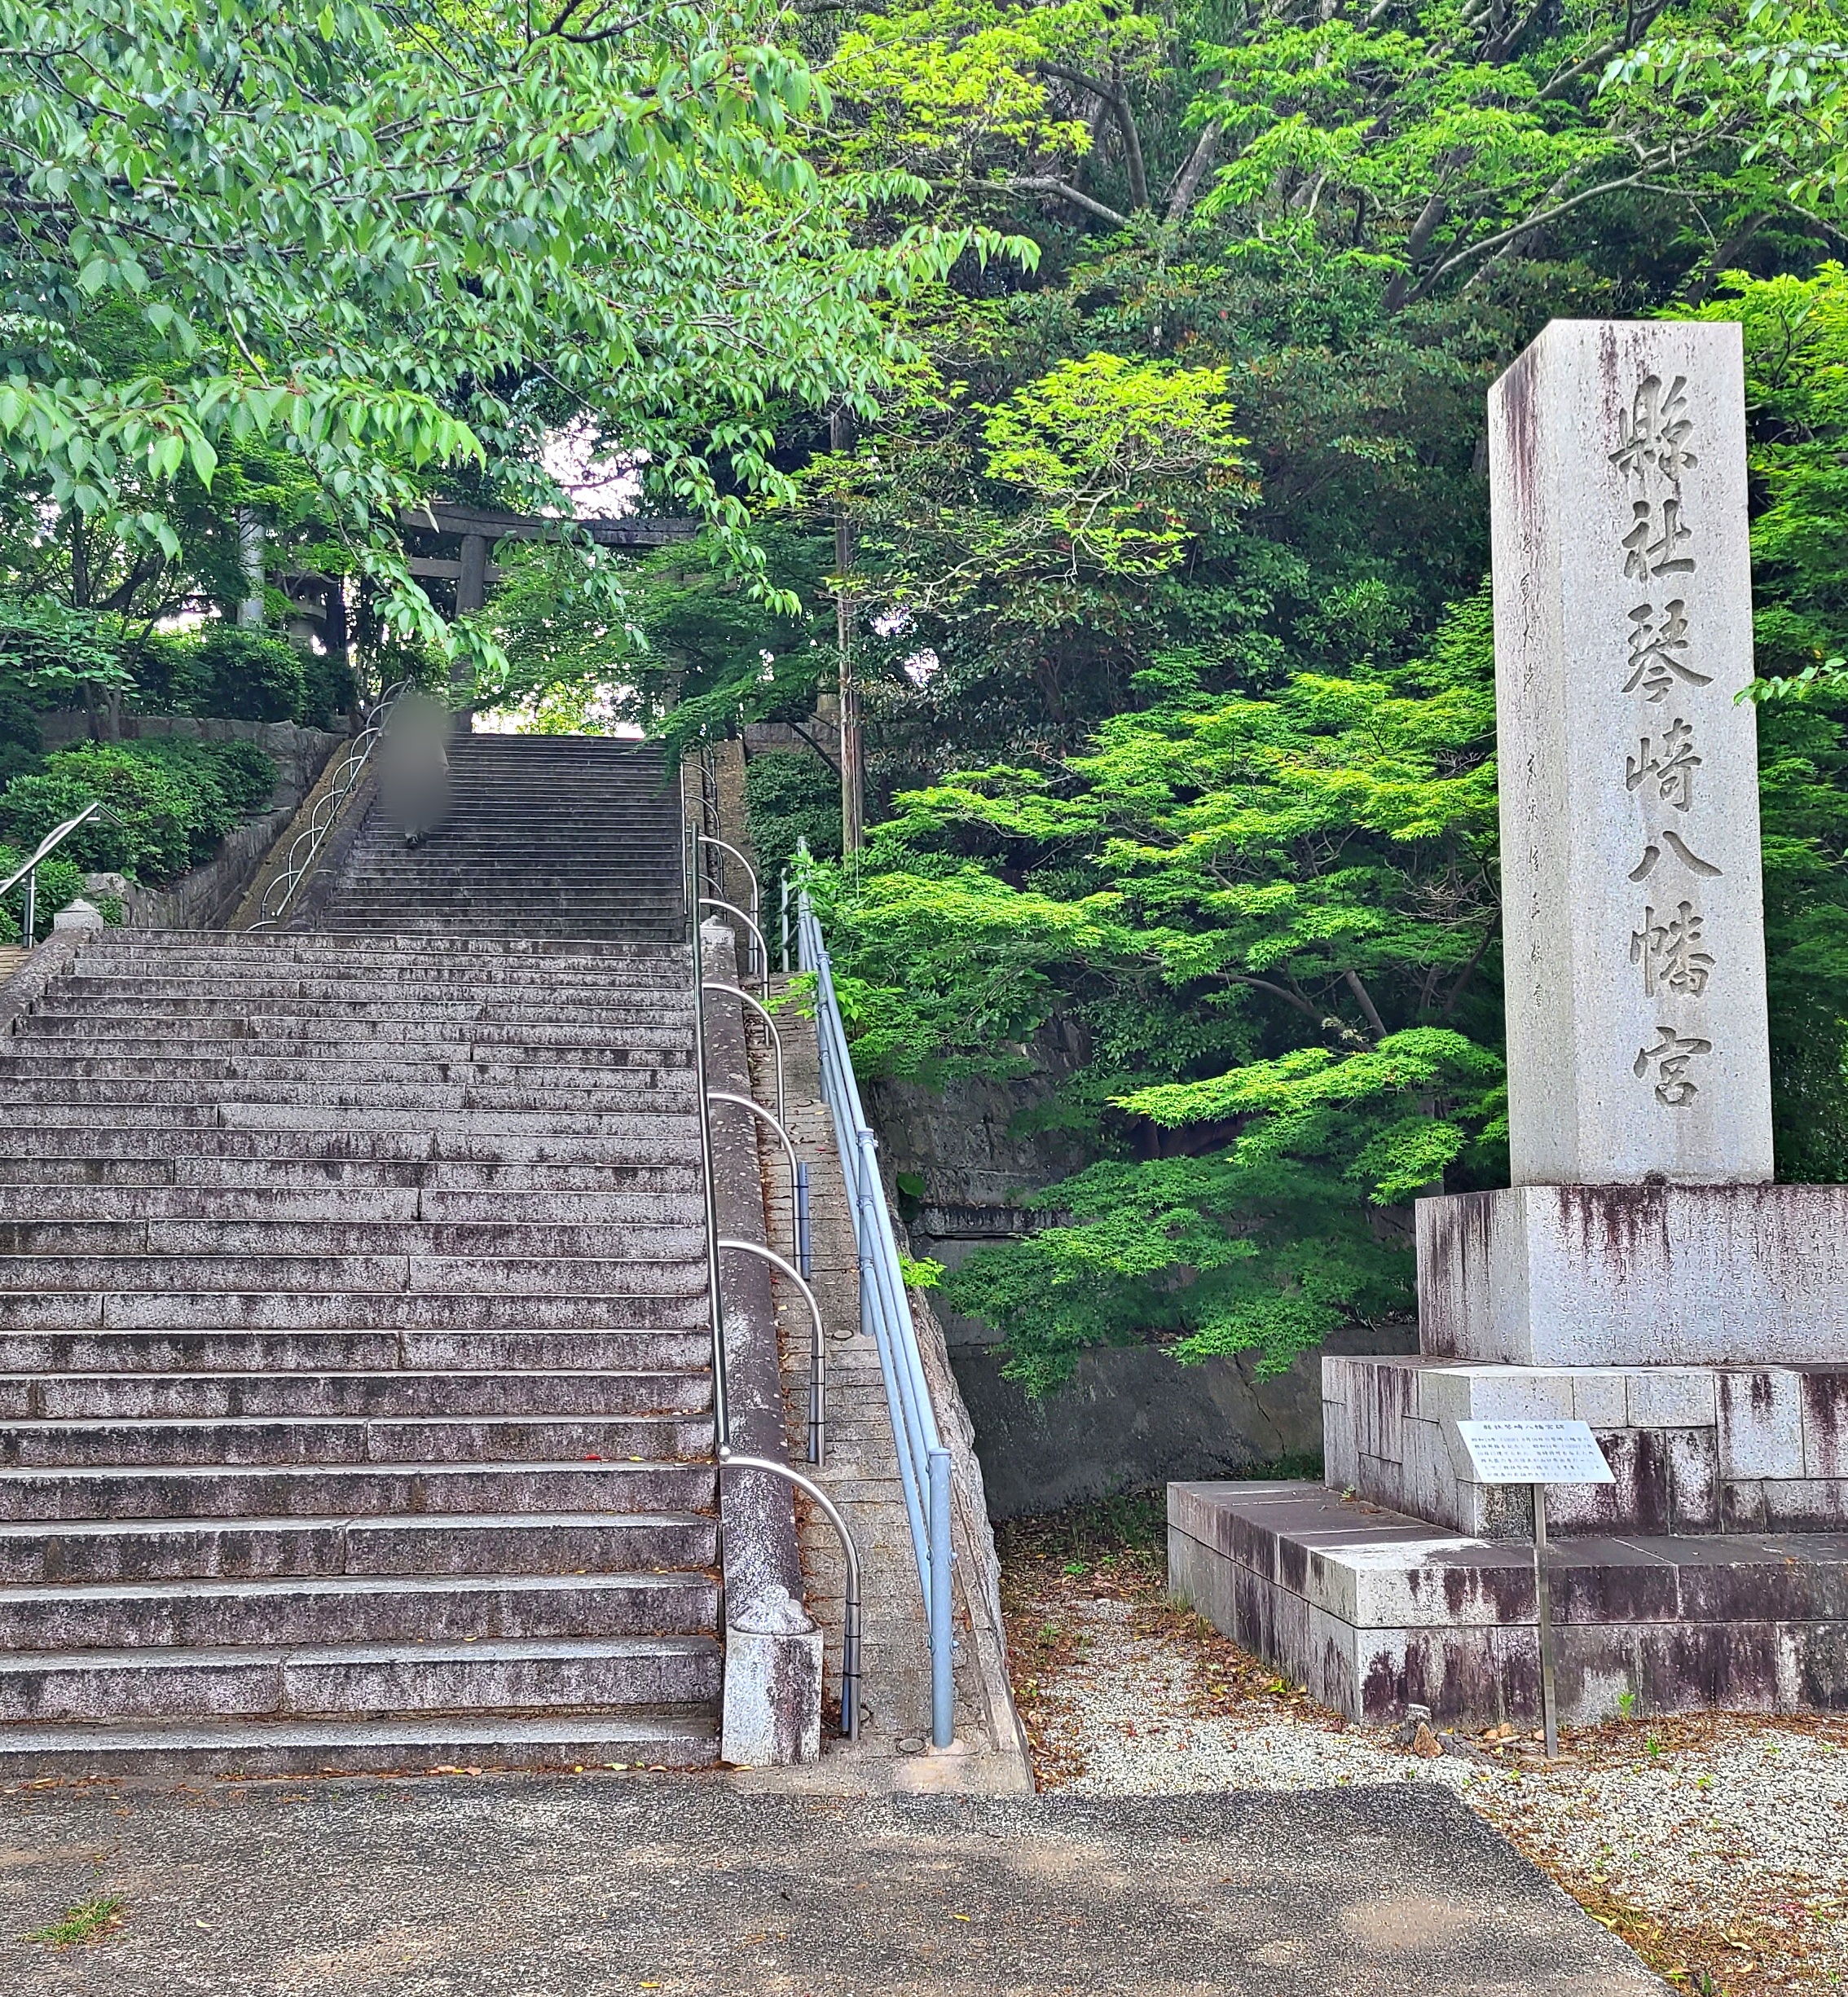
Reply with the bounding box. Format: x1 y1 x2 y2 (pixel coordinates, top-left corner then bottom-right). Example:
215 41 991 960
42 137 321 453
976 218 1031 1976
0 0 1004 680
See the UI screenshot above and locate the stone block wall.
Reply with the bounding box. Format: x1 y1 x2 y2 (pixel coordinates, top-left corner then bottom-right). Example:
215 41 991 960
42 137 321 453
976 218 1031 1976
1170 1478 1848 1726
1326 1354 1848 1540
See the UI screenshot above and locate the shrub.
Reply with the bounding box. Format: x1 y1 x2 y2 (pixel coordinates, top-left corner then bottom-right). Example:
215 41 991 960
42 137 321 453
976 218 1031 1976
0 848 84 942
743 750 841 883
169 627 308 724
0 738 277 885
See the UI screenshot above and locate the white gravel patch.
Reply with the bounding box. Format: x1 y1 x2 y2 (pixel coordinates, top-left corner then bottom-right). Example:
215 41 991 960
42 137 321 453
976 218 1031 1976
1054 1603 1453 1794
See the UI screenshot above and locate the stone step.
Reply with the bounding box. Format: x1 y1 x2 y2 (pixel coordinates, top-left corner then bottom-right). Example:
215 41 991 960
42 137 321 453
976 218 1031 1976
61 966 687 998
0 1108 699 1144
62 955 690 983
310 923 688 940
0 1456 716 1522
0 1291 708 1332
219 1107 699 1141
0 1568 717 1651
0 1048 693 1078
328 889 684 905
0 1410 714 1468
0 1159 176 1186
11 1026 695 1055
2 1369 710 1421
22 1005 690 1032
0 1253 707 1295
0 1510 717 1583
71 938 689 966
0 1127 701 1165
0 1076 696 1110
0 1328 709 1375
164 1159 702 1192
0 1707 719 1775
0 1158 699 1194
0 1633 722 1723
0 1221 708 1260
0 1185 698 1225
17 1007 690 1035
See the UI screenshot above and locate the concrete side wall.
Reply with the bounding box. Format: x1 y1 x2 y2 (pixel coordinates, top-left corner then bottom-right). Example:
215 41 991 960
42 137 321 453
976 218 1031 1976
1170 1478 1848 1726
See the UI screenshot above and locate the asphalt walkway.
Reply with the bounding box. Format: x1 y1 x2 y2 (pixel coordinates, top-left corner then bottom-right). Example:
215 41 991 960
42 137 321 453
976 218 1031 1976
1 1775 1660 1994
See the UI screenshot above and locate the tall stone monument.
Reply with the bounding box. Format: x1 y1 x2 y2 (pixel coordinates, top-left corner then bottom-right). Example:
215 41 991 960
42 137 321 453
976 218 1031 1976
1425 320 1848 1371
1168 319 1848 1725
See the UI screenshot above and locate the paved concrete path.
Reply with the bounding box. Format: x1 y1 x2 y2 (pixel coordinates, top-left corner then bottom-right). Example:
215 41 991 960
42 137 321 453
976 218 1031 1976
2 1775 1660 1995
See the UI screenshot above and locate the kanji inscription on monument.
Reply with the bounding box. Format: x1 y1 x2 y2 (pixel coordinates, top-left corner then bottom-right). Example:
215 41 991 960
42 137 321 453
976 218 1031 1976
1488 320 1773 1185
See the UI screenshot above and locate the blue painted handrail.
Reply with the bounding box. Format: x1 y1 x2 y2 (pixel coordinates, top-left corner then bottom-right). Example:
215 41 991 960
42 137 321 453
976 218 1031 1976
794 873 956 1750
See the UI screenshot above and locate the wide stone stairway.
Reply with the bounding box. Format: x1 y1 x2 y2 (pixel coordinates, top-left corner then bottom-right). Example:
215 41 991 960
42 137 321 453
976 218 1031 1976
304 732 686 940
0 734 724 1775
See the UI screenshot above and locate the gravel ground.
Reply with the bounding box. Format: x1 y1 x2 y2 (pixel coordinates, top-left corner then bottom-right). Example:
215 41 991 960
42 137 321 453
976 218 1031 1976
1001 1533 1848 1997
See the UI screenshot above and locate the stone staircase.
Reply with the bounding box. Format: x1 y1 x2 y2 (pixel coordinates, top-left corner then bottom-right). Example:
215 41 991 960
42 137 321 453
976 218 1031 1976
0 734 725 1775
302 732 685 941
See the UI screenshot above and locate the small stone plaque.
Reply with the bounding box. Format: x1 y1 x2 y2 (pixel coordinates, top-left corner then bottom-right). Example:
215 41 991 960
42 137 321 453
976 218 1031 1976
1454 1419 1617 1487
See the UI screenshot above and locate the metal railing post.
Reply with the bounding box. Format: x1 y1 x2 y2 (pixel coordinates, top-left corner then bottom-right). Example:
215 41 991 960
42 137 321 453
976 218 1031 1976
20 866 34 949
717 1236 826 1464
686 823 728 1452
929 1448 954 1749
795 1162 811 1282
718 1450 860 1738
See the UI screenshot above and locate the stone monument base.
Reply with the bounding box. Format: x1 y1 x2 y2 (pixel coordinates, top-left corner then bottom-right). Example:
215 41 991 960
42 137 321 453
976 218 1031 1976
1168 1479 1848 1726
1418 1182 1848 1366
1324 1354 1848 1539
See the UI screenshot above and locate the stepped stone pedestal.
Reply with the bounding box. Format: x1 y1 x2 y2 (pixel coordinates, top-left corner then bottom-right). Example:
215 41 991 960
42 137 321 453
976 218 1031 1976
1171 320 1848 1726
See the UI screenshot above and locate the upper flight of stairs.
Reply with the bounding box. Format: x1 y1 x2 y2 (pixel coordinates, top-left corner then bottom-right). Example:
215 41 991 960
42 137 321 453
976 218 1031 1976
304 733 685 941
0 733 720 1775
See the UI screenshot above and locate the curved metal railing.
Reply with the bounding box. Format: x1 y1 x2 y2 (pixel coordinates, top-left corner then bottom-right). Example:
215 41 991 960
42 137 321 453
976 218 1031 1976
697 833 759 973
0 799 125 948
681 785 862 1740
246 679 407 931
794 862 956 1749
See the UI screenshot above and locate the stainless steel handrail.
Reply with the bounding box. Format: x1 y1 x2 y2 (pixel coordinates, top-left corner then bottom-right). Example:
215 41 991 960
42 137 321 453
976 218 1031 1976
794 858 956 1749
697 896 769 998
0 799 125 947
685 795 861 1745
701 979 785 1128
706 1089 800 1269
247 678 407 930
684 819 728 1450
720 1449 860 1739
697 834 760 972
718 1236 826 1465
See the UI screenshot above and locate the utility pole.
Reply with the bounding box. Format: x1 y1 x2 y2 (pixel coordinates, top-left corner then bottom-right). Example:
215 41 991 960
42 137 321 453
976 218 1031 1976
831 408 863 856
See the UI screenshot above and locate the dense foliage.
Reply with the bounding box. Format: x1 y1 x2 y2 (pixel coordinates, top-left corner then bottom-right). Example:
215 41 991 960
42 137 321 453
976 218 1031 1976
0 735 276 935
728 0 1848 1392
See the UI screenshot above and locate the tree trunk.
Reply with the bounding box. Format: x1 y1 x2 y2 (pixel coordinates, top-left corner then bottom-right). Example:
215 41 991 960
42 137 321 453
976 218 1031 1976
1166 125 1219 226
